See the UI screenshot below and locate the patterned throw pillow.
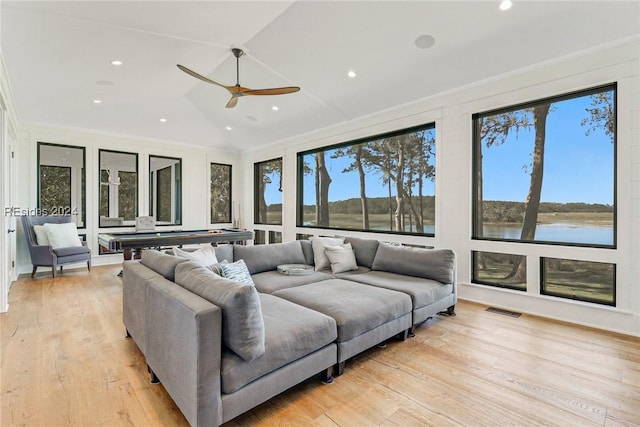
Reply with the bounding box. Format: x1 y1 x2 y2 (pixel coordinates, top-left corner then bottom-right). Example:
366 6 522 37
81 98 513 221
220 259 255 286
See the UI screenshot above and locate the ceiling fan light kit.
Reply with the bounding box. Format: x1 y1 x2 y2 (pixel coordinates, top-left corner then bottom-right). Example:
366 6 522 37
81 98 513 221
177 48 300 108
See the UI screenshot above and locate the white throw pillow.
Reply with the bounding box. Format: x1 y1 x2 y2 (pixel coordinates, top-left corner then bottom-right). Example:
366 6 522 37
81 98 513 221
173 245 218 266
324 243 358 274
33 225 50 245
309 236 345 270
43 222 82 249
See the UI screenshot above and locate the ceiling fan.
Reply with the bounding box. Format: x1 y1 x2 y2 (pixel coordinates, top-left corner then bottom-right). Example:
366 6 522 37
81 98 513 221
177 48 300 109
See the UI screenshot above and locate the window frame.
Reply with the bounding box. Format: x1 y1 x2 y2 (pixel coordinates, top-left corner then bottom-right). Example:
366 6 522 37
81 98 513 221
471 250 527 291
254 157 283 226
37 142 86 228
210 162 232 225
471 83 617 249
540 257 616 306
148 154 182 226
98 149 139 228
296 122 437 237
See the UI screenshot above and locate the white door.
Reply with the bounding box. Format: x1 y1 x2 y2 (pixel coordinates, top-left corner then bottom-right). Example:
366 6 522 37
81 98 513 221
1 106 15 313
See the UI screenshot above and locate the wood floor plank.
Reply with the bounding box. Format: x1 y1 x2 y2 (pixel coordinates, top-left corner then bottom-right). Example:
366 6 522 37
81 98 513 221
2 265 639 426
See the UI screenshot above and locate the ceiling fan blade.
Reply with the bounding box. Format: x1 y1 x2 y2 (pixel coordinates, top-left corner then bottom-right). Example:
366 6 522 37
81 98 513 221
177 64 229 89
244 86 301 96
225 96 239 109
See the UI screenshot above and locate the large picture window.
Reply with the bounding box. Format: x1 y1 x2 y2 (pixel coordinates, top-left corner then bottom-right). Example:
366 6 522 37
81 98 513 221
473 84 616 248
37 142 85 227
210 163 232 224
254 158 282 225
297 123 436 235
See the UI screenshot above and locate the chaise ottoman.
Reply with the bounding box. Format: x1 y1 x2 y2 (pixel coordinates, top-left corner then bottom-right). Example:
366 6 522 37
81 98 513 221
272 278 412 375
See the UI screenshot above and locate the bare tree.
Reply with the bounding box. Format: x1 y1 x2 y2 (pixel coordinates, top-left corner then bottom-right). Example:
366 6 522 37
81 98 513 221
332 143 371 229
315 152 331 227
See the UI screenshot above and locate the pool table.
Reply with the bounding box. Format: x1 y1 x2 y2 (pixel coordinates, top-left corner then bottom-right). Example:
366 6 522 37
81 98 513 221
98 228 254 260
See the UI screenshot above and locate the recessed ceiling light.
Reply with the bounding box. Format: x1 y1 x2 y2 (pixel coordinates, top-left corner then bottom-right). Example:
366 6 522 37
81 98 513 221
93 99 102 104
110 60 123 66
272 105 279 111
347 70 357 78
414 34 436 50
499 0 512 11
160 118 167 123
225 126 232 131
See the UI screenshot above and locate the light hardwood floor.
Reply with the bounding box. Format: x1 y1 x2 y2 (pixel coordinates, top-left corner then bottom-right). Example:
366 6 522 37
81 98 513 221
1 265 639 426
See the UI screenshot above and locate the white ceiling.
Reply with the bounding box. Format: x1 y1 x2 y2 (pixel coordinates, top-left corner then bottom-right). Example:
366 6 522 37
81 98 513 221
2 1 639 152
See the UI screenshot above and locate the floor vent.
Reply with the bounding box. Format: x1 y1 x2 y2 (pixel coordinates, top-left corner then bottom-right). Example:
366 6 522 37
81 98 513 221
485 307 521 318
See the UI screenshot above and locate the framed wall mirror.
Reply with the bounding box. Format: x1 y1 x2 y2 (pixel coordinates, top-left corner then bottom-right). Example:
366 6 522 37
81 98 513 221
149 155 182 226
37 142 86 227
99 150 138 227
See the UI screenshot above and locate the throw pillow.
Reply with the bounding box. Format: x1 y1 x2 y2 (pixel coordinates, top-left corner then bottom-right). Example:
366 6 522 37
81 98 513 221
43 222 82 249
220 259 255 286
324 243 358 274
207 260 228 276
309 236 345 270
173 245 218 266
175 262 265 362
33 225 50 245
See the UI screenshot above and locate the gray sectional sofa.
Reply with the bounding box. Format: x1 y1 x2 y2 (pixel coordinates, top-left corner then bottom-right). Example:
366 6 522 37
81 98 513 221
122 235 456 426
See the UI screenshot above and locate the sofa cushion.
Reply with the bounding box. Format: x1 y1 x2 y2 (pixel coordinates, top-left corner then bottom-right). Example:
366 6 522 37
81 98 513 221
342 271 454 309
251 270 333 293
332 265 371 278
299 239 315 266
341 236 379 269
324 243 358 274
219 259 255 286
173 245 219 266
273 279 411 342
43 222 82 249
214 244 234 263
220 293 337 394
372 243 455 284
175 262 265 362
233 241 306 275
309 236 345 270
141 250 188 281
53 245 91 257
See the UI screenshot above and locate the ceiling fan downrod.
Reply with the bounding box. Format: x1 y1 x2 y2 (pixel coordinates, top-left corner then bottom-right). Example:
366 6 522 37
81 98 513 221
232 48 244 87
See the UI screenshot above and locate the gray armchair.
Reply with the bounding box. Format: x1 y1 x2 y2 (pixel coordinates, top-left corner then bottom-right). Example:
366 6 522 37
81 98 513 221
22 215 91 278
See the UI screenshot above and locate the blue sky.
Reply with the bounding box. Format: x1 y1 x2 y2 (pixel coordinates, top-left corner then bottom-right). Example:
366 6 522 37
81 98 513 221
264 91 614 206
482 94 614 205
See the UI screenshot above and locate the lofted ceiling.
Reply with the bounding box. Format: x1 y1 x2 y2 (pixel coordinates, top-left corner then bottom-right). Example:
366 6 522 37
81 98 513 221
2 1 639 152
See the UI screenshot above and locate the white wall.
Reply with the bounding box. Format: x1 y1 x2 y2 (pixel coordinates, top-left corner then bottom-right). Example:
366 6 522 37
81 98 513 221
13 124 241 272
242 40 640 336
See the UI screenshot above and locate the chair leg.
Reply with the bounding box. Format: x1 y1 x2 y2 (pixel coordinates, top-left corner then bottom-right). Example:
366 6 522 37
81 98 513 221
51 266 56 278
87 260 91 271
31 266 37 278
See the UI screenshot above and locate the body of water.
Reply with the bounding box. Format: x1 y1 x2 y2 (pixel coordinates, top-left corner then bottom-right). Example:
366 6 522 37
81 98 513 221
483 223 614 246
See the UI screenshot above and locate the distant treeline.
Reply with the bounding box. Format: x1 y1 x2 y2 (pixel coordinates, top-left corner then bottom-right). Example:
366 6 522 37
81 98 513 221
268 197 612 220
482 200 613 223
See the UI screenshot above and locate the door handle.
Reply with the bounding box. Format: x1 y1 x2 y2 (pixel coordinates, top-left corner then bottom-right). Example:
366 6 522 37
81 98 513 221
7 229 16 233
